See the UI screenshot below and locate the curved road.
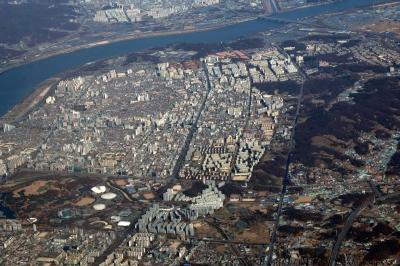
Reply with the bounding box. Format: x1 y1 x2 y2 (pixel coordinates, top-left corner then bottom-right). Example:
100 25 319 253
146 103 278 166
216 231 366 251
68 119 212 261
328 194 375 266
106 180 136 202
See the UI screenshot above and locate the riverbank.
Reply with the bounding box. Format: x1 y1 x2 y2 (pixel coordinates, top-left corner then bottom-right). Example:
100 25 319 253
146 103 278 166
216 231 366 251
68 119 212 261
0 19 256 123
0 13 273 122
0 77 60 124
0 0 393 121
0 57 115 124
0 0 393 76
0 16 257 76
0 0 343 75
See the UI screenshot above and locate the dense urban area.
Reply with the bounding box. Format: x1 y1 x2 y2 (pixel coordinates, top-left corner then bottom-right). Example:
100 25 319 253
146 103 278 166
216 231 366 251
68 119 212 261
1 0 400 265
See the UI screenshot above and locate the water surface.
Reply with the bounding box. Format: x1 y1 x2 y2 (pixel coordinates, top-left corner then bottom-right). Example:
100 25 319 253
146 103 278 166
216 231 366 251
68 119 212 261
0 0 387 116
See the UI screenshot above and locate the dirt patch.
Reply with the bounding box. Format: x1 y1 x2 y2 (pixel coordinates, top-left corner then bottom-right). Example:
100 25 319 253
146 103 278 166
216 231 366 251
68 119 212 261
142 192 156 200
195 221 221 239
234 222 269 244
215 244 228 253
295 196 314 204
360 21 400 36
73 196 95 206
13 180 53 197
114 178 128 186
169 240 182 249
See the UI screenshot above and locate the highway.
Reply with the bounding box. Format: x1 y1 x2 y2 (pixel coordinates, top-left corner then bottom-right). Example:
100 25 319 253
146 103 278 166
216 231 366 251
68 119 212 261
328 179 400 265
264 81 304 265
264 49 306 266
328 194 375 266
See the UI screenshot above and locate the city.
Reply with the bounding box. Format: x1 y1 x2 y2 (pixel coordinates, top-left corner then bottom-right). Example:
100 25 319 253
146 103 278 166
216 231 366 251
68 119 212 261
0 0 400 265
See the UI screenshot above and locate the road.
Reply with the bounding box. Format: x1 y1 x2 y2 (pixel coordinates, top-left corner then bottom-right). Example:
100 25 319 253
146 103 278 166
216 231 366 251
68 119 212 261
207 220 252 266
106 180 136 202
261 17 328 29
170 61 212 181
328 194 375 266
368 180 384 198
93 219 139 265
327 180 400 265
264 50 306 266
191 237 268 246
229 71 253 177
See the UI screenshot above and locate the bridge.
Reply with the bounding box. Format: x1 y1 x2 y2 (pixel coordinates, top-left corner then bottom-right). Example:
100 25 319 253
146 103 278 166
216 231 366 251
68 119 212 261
259 16 340 30
263 0 281 14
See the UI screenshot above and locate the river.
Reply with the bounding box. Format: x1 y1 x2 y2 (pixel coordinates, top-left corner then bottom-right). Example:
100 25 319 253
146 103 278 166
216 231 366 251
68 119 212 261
0 192 16 219
0 0 388 117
